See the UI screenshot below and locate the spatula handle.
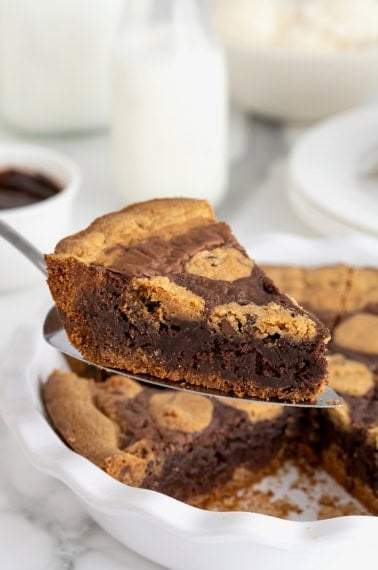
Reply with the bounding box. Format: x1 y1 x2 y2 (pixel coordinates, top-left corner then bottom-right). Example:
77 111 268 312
0 218 47 277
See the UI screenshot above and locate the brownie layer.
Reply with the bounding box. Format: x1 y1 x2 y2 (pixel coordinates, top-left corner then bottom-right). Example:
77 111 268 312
322 445 378 515
46 200 329 403
318 354 378 507
43 370 288 501
132 398 288 499
320 413 377 496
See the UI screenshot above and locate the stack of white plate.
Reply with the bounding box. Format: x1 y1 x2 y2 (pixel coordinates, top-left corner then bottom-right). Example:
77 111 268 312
288 106 378 236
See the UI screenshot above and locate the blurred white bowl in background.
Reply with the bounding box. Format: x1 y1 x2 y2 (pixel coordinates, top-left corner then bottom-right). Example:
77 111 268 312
0 144 80 291
288 105 378 235
211 0 378 122
224 47 378 122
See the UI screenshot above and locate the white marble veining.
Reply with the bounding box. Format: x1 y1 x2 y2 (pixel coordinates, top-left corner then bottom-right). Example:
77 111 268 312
0 115 317 569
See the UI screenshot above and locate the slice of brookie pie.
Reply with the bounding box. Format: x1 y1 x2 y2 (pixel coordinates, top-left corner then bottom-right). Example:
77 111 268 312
45 198 330 402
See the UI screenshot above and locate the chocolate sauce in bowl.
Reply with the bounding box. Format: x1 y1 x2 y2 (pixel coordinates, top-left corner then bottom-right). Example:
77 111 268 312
0 169 62 209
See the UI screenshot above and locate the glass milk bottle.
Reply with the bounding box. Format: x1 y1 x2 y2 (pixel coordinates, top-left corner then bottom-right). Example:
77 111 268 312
0 0 123 134
111 0 229 206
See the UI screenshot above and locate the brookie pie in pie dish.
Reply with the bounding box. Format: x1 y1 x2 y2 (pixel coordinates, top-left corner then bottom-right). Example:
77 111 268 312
45 198 329 403
43 263 378 516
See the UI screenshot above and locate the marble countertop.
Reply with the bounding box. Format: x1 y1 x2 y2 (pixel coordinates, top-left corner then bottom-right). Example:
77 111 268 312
0 115 317 569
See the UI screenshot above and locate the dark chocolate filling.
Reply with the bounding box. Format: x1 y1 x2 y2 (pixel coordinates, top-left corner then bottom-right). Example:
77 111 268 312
60 265 327 396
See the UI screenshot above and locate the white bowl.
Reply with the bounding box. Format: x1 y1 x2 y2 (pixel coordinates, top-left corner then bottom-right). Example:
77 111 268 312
0 144 80 291
1 234 377 570
224 47 378 122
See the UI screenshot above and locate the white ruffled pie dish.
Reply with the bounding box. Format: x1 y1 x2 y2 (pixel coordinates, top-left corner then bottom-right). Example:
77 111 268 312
1 234 378 570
